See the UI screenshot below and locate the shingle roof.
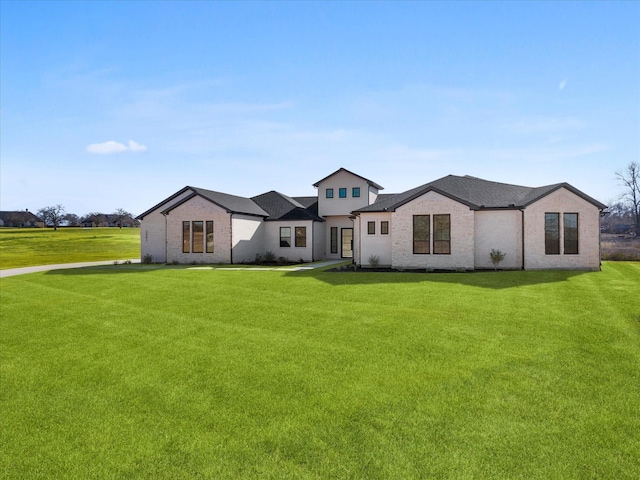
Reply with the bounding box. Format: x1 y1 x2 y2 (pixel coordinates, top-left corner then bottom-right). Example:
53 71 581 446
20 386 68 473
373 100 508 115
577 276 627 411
312 167 384 190
161 187 269 217
355 175 607 213
252 191 324 221
0 211 43 223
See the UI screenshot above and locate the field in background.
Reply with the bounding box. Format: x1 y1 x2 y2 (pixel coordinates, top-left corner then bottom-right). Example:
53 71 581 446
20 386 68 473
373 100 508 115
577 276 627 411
601 233 640 261
0 227 140 269
1 262 639 478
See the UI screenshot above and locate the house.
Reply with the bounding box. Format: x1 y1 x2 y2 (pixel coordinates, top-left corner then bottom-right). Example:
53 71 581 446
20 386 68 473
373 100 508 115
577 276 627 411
82 214 140 228
137 168 607 270
0 210 44 228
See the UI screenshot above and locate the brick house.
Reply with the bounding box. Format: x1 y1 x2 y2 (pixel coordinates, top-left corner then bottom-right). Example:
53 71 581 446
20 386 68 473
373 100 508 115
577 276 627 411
137 168 606 270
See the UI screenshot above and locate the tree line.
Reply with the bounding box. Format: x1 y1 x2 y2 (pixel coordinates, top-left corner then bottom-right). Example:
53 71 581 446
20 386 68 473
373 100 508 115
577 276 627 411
36 206 135 230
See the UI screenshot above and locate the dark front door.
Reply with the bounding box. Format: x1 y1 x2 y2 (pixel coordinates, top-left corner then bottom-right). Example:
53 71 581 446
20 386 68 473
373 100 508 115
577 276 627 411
341 228 353 258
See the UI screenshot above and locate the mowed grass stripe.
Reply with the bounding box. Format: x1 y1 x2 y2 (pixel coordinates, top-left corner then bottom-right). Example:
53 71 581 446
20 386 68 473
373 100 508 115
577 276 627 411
1 263 639 478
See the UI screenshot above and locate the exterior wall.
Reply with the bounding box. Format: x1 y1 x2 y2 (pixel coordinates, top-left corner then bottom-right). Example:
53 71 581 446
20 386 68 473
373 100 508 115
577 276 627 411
165 196 233 264
231 215 265 263
323 215 356 259
313 221 325 261
523 188 601 270
139 190 194 263
262 220 314 262
316 170 377 217
474 210 523 269
391 191 475 270
357 212 393 267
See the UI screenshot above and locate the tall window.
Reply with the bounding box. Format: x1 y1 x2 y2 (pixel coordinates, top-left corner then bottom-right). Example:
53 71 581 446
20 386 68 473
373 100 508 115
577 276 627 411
326 188 334 198
280 227 291 247
192 221 204 253
367 221 375 235
182 221 190 253
433 215 451 254
545 213 560 255
564 213 579 254
352 187 360 198
413 215 430 254
206 221 214 253
295 226 306 247
330 227 338 254
339 188 347 198
381 221 389 235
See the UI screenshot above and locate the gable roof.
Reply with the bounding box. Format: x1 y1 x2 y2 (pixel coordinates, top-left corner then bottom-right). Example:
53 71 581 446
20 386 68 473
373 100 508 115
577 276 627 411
161 187 269 217
354 175 607 213
312 167 384 190
0 211 43 223
252 191 324 222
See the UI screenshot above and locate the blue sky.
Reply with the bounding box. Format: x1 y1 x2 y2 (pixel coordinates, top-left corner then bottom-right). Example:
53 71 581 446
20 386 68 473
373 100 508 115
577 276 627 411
1 1 638 217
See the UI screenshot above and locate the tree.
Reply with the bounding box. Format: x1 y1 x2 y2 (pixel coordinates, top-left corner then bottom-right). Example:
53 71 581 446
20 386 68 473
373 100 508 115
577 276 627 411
37 205 66 230
616 161 640 236
63 213 81 227
112 208 133 228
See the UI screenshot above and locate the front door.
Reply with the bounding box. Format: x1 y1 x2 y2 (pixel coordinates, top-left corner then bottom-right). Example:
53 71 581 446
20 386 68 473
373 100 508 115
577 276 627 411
341 228 353 258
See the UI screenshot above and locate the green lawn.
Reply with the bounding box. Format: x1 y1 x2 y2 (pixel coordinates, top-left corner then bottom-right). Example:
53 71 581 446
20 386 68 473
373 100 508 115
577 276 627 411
0 227 140 269
1 263 639 478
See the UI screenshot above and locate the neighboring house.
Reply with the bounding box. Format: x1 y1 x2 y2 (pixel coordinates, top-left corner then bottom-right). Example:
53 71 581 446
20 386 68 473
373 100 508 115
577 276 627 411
137 168 607 270
82 214 140 228
0 210 44 228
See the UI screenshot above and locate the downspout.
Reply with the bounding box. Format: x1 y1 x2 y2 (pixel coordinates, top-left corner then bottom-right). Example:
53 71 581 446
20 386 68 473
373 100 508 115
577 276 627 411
230 214 233 265
520 209 525 270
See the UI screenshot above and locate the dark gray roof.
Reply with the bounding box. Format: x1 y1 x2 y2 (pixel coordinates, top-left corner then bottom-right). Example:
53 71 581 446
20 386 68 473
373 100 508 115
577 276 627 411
252 191 324 222
0 211 43 223
355 175 607 213
312 167 384 190
158 187 269 217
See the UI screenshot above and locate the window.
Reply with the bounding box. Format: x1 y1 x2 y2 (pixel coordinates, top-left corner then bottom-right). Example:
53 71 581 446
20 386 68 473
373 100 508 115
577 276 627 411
433 215 451 254
182 221 190 253
367 221 375 235
381 221 389 235
545 213 560 255
564 213 579 254
206 221 214 253
295 226 306 247
413 215 430 254
326 188 334 198
330 227 338 254
192 221 204 253
339 188 347 198
280 227 291 247
352 187 360 198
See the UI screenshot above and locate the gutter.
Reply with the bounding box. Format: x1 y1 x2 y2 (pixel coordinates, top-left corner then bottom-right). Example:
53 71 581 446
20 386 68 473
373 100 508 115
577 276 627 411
519 209 525 270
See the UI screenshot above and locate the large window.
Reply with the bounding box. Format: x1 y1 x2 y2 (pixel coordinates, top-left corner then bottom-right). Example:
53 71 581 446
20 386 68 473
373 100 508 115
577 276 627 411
381 221 389 235
192 221 204 253
433 215 451 254
280 227 291 247
339 188 347 198
330 227 338 254
206 221 214 253
295 226 306 247
326 188 334 198
545 213 560 255
352 187 360 198
182 221 190 253
564 213 578 254
367 221 375 235
413 215 430 254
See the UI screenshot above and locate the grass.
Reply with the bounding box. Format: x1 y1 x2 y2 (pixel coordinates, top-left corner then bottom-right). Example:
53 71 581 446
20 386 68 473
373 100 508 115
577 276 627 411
1 262 639 478
601 233 640 261
0 227 140 269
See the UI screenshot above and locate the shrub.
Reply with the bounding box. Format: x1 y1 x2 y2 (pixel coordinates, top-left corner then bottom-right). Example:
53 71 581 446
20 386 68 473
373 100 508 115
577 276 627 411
142 254 153 264
264 251 276 263
368 254 380 268
277 256 287 265
489 249 506 270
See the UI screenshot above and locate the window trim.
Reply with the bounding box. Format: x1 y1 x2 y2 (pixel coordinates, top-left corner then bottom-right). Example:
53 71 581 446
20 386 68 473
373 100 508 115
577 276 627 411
192 221 204 253
352 187 360 198
433 214 451 255
367 221 375 235
381 221 389 235
295 226 306 248
182 221 190 253
206 221 214 253
326 188 334 199
413 215 430 254
339 187 347 198
280 227 291 247
330 227 338 254
563 213 579 255
545 213 561 255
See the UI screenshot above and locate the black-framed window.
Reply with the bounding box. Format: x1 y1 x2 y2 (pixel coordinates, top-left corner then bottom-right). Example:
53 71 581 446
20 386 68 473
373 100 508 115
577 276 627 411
381 221 389 235
206 221 214 253
330 227 338 254
367 221 375 235
192 221 204 253
339 188 347 198
182 221 190 253
433 214 451 254
413 215 430 254
564 213 579 254
280 227 291 247
326 188 334 198
352 187 360 198
545 213 560 255
295 226 306 247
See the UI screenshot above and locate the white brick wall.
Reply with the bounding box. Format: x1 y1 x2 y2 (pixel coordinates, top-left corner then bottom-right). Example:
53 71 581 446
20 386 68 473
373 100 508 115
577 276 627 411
524 188 601 270
356 212 393 267
474 210 523 269
391 191 475 270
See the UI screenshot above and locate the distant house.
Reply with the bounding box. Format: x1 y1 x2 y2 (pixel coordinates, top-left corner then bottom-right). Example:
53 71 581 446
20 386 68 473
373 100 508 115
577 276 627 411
0 210 44 228
137 168 607 270
82 214 140 228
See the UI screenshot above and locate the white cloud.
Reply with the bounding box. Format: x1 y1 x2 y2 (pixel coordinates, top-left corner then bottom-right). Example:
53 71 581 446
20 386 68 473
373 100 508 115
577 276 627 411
87 140 147 154
558 79 567 90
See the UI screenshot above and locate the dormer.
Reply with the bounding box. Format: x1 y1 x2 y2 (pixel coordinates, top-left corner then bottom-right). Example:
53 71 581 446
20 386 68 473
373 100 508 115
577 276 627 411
313 168 383 217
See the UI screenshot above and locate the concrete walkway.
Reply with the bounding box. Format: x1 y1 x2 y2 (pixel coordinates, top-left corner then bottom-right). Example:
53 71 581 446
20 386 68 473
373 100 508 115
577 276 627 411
0 259 347 278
